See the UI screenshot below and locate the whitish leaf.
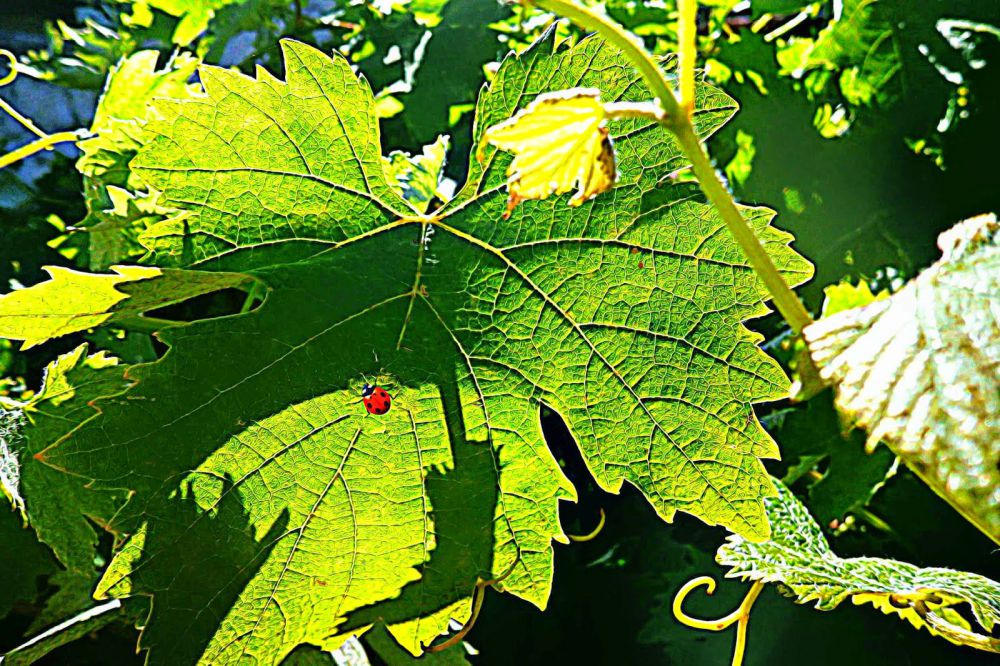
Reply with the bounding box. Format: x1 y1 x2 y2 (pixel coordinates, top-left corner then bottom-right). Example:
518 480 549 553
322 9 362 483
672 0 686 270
383 136 450 213
31 34 811 663
804 214 1000 541
718 479 1000 653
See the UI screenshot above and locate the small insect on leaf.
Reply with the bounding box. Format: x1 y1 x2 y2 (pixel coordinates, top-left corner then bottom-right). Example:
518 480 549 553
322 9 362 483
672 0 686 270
482 87 616 216
361 383 392 415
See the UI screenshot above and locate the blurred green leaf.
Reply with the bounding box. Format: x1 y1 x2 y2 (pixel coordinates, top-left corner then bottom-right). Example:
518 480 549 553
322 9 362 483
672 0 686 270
0 346 129 627
766 391 896 525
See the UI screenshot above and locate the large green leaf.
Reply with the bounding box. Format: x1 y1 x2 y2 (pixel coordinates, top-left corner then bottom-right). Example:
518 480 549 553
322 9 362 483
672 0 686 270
718 479 1000 653
34 34 810 663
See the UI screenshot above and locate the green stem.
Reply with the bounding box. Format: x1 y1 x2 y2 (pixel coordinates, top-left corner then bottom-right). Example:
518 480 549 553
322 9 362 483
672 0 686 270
240 280 263 314
530 0 681 120
0 131 82 171
530 0 814 335
672 122 814 333
678 0 698 115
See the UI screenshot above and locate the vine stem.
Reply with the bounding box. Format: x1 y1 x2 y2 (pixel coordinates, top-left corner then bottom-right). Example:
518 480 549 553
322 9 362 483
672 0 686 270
527 0 815 335
672 123 814 333
528 0 681 120
0 49 85 171
678 0 698 114
0 131 83 170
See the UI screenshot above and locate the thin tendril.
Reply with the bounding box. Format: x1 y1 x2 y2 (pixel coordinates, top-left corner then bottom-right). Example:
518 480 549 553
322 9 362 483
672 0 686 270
424 558 520 653
567 507 606 542
673 576 765 666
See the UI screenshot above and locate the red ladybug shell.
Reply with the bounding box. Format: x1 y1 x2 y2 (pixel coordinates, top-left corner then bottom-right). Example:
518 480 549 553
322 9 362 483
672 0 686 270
362 384 391 415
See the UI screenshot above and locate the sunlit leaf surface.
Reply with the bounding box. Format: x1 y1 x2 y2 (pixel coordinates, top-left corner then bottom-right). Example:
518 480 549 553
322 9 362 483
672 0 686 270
15 33 811 663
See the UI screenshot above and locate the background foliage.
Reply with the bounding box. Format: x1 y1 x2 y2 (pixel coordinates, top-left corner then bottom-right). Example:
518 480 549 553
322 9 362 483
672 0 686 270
0 1 997 664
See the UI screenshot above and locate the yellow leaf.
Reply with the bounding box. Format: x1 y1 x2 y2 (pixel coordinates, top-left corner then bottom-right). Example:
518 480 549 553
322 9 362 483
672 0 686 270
483 88 616 214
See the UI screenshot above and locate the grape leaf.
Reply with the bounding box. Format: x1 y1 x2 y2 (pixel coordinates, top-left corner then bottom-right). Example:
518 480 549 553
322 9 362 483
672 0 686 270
0 266 249 349
35 33 811 663
804 214 1000 541
1 346 131 627
77 49 200 191
717 479 1000 653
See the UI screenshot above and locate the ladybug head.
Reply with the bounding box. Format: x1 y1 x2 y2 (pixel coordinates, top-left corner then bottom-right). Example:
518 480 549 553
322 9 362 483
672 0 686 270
361 383 374 398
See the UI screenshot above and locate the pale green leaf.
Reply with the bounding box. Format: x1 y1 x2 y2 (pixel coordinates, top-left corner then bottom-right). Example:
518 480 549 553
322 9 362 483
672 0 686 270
819 277 889 318
718 479 1000 653
78 49 201 190
482 87 615 209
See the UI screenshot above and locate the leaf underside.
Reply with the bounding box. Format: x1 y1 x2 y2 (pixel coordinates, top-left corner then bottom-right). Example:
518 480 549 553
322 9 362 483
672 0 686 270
28 33 811 664
804 214 1000 541
718 479 1000 653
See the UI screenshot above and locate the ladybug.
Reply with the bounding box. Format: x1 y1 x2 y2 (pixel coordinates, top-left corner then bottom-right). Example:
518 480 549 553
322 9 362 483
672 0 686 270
362 383 391 415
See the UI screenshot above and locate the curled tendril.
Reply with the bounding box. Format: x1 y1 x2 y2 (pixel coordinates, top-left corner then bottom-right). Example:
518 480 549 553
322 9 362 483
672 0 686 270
0 49 84 171
0 50 17 88
673 576 765 666
567 507 606 542
424 558 520 654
